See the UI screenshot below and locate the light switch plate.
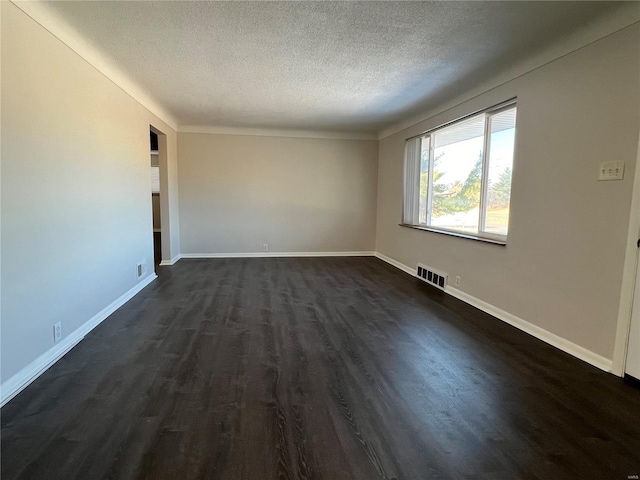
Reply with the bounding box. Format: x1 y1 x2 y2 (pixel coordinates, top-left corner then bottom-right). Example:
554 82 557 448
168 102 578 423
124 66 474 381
598 161 624 181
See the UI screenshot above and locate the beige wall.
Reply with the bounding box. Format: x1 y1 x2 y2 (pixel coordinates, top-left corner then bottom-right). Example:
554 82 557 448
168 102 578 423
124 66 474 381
376 24 640 361
3 0 637 390
178 133 378 254
1 3 179 386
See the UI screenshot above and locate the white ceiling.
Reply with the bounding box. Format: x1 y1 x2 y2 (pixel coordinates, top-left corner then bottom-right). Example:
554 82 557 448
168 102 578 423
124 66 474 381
37 1 632 134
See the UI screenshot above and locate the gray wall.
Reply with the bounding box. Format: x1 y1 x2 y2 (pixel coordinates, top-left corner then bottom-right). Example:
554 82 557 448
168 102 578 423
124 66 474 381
1 3 179 386
375 24 640 362
178 133 379 254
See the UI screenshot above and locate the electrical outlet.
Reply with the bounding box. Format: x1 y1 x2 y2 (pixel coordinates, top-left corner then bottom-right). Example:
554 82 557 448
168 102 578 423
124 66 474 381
262 243 268 252
455 276 461 287
53 322 62 343
137 262 146 279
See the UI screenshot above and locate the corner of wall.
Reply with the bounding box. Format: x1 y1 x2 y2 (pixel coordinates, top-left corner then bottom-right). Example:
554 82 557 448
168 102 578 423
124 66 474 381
10 1 178 130
0 274 157 407
612 127 640 375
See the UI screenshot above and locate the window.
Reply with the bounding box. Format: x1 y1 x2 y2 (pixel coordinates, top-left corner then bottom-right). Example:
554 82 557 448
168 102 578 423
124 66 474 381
403 101 517 242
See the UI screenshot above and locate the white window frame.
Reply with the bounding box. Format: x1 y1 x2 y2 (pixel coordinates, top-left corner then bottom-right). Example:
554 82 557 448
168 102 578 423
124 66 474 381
403 99 517 243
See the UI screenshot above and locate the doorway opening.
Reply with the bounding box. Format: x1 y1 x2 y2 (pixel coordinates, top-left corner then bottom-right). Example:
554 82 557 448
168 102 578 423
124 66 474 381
626 265 640 383
150 130 161 265
149 125 175 268
613 133 640 380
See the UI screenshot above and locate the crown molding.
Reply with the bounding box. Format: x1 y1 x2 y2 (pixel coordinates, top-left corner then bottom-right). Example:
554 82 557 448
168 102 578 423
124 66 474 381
12 0 637 141
178 125 377 141
378 7 640 140
11 1 178 131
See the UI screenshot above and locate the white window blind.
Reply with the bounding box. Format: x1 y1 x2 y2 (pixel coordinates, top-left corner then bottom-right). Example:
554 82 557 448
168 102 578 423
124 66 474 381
402 100 517 242
403 137 421 225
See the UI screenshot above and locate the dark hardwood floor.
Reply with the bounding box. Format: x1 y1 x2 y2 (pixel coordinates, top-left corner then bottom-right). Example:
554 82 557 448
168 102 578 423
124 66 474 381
2 257 640 479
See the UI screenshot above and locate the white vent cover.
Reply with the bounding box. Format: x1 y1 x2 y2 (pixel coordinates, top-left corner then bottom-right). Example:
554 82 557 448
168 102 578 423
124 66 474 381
416 264 447 290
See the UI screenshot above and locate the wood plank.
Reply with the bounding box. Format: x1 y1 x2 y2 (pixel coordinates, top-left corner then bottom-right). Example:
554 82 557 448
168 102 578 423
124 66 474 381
2 257 640 479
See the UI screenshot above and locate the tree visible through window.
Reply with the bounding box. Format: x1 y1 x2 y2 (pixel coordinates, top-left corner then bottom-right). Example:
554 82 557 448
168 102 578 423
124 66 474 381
404 101 516 241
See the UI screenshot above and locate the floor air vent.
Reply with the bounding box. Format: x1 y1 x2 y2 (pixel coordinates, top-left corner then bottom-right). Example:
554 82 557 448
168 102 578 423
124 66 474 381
416 264 447 290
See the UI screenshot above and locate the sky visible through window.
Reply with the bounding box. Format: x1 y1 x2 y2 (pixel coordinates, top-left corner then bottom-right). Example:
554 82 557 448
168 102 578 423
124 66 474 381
433 129 513 185
420 124 515 235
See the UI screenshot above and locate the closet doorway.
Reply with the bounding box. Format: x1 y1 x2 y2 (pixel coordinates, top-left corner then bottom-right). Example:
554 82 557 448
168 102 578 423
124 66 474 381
149 126 170 268
150 130 161 265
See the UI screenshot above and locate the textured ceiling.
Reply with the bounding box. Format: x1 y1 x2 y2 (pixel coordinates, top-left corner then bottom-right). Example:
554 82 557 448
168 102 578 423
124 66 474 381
41 1 628 133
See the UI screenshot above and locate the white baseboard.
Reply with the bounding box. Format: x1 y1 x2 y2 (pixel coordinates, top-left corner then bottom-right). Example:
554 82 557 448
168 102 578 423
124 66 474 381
445 286 613 372
180 251 376 259
159 254 181 266
0 274 157 407
375 252 417 276
3 252 612 408
374 252 613 373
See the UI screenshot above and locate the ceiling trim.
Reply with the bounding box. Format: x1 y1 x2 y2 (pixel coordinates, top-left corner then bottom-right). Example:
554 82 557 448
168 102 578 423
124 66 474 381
378 5 640 140
11 1 638 140
178 125 377 141
11 0 179 131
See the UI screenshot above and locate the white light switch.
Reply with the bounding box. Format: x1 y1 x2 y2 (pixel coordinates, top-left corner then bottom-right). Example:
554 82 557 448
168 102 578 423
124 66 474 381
598 161 624 181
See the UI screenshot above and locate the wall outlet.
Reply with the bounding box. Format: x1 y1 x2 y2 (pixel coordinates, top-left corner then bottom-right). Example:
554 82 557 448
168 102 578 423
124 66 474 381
53 322 62 343
262 243 268 252
455 276 461 287
136 262 146 279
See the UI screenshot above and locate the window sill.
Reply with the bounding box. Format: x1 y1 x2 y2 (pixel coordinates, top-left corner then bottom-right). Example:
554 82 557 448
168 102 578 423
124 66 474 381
399 223 507 246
